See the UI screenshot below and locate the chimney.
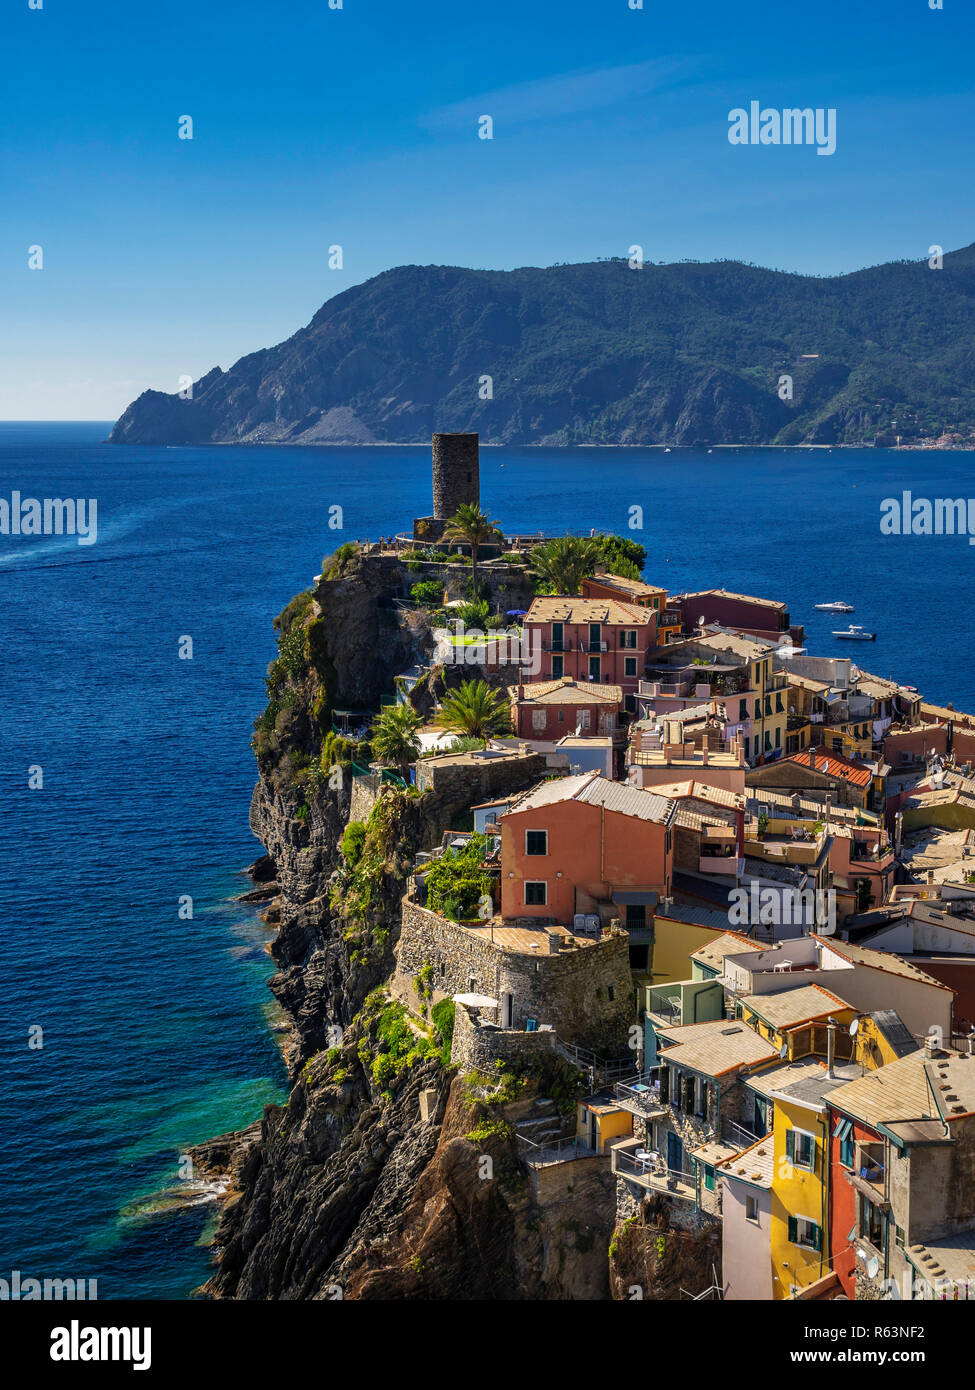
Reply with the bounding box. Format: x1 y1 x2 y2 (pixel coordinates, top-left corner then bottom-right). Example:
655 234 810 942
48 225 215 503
701 747 709 766
826 1017 837 1078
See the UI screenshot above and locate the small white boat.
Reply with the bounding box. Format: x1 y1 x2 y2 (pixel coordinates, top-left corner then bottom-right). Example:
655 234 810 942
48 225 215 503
814 601 855 613
832 624 875 641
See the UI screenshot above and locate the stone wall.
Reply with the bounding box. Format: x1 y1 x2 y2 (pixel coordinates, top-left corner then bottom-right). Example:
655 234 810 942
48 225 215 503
414 750 547 799
349 775 379 825
450 1003 558 1070
393 897 634 1056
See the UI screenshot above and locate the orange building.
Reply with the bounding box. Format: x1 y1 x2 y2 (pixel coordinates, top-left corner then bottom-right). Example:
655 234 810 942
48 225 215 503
499 772 676 932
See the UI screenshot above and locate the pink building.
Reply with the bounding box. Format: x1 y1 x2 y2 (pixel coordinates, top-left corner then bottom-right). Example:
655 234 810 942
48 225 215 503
510 677 622 740
522 596 655 706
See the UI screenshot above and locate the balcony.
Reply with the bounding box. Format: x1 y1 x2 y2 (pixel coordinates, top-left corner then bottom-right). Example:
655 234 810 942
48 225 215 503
611 1138 697 1200
844 1142 889 1207
639 678 692 698
542 639 574 652
579 640 610 653
614 1072 668 1119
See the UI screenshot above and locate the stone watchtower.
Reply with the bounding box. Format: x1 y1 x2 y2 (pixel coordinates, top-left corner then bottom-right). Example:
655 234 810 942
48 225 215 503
432 432 479 520
413 432 480 541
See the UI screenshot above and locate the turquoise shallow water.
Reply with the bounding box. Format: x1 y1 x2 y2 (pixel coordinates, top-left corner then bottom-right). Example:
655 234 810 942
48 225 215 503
2 423 973 1297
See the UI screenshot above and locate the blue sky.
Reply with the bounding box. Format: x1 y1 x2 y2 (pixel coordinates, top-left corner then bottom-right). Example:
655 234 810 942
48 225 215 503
2 0 972 418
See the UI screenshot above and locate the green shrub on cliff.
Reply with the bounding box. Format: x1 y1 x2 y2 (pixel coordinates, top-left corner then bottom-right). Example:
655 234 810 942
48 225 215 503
322 543 359 579
340 820 367 868
424 834 492 921
410 579 443 606
431 999 455 1063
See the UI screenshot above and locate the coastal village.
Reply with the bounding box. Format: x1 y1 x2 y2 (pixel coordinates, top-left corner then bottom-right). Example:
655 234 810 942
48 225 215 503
252 431 975 1303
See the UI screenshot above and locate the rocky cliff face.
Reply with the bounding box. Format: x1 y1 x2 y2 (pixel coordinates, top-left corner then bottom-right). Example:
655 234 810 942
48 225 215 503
195 546 624 1299
110 249 975 449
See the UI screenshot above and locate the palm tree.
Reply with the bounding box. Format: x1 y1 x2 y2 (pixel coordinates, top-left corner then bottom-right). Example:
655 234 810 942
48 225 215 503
441 504 502 599
438 679 511 739
530 535 602 595
370 703 422 777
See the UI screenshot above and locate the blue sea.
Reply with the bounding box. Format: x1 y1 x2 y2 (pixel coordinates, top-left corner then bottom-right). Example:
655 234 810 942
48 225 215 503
2 423 973 1299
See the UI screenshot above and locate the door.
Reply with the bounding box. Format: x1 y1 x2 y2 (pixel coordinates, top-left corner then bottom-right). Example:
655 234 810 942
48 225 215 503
667 1130 683 1174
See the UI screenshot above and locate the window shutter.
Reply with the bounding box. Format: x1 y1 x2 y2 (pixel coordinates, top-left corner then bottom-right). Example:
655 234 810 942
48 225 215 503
788 1215 798 1244
785 1129 795 1162
812 1223 822 1253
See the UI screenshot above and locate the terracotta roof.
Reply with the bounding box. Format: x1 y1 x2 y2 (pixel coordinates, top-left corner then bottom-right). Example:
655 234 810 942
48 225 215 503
516 677 623 705
525 597 653 626
717 1133 775 1189
787 672 831 694
690 930 757 971
920 700 975 724
779 746 874 788
587 570 666 598
741 984 854 1030
827 1049 936 1128
649 779 743 809
681 632 775 661
682 588 788 612
815 935 954 991
906 1227 975 1288
689 1140 738 1167
505 771 676 825
657 1019 779 1077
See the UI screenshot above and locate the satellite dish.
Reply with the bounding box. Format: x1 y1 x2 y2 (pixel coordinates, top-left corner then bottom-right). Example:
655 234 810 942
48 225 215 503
866 1255 880 1280
849 1019 859 1036
780 1042 789 1059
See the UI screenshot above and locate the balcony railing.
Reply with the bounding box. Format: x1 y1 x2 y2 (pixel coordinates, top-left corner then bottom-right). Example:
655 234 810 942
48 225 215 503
614 1072 667 1117
516 1133 598 1168
541 639 574 652
578 640 610 653
611 1141 697 1200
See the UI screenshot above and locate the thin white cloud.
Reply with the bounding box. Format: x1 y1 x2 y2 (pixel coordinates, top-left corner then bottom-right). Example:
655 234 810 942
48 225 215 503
420 58 691 131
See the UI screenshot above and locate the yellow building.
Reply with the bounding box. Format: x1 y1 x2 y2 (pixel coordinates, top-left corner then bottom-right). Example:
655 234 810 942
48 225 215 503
576 1092 633 1154
736 984 857 1060
744 1054 861 1299
650 906 743 986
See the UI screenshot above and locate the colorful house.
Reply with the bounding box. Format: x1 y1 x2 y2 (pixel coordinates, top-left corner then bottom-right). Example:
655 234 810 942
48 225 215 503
719 1134 776 1300
522 596 656 704
742 1052 861 1298
498 773 676 947
825 1045 975 1299
576 1091 634 1155
510 676 623 741
747 745 888 814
